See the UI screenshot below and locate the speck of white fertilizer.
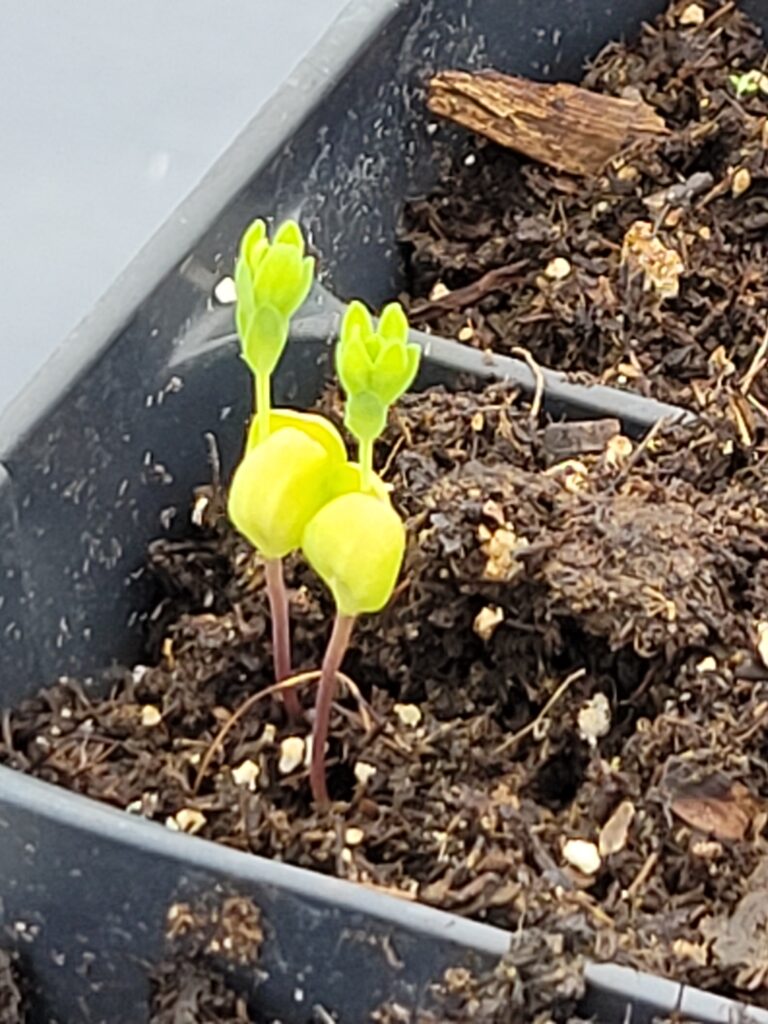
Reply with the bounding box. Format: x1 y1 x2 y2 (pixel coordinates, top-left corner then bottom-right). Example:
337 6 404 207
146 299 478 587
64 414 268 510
140 705 162 728
562 838 601 875
213 276 237 305
231 759 260 790
354 761 377 785
394 703 422 727
544 256 572 281
577 693 611 747
278 736 305 775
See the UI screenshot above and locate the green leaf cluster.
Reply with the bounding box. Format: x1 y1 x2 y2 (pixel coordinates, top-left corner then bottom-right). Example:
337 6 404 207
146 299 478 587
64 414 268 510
235 219 315 377
337 300 421 443
228 219 417 616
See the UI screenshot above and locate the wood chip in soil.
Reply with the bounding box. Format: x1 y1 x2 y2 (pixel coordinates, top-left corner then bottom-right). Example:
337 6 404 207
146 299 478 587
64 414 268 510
400 0 768 413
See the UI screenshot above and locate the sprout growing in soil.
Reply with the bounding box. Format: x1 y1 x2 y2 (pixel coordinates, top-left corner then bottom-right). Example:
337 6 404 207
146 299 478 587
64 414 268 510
229 218 339 718
235 218 314 445
227 221 419 804
729 69 768 98
335 300 421 492
300 300 419 803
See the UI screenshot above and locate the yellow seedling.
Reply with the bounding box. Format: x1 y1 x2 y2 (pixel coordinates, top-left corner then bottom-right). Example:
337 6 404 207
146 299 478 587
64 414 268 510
300 301 419 804
235 218 315 445
336 300 421 491
302 490 405 616
227 219 419 796
301 487 406 805
230 217 316 716
229 427 346 561
245 407 344 456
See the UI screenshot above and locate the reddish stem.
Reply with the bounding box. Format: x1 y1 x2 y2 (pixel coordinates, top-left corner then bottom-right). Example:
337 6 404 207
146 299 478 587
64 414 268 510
264 558 301 720
310 613 355 805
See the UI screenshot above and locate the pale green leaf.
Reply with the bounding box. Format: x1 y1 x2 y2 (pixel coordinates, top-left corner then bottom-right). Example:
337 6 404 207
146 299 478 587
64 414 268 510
363 333 382 363
344 392 387 444
246 237 269 275
371 339 409 405
242 303 288 376
235 304 252 350
240 219 266 262
341 301 373 347
273 219 305 253
336 334 373 395
254 245 307 317
234 257 255 325
378 302 409 345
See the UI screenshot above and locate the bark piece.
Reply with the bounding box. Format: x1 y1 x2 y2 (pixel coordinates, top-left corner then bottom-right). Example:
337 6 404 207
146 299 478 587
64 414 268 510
409 259 528 321
542 418 622 463
428 70 668 177
668 773 761 842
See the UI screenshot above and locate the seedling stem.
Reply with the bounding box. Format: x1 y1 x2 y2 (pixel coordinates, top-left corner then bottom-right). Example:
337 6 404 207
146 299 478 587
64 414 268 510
256 372 272 445
309 613 356 804
359 436 374 492
264 558 301 719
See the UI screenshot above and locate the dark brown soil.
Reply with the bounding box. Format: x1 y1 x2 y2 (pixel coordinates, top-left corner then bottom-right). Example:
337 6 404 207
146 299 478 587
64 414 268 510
0 950 25 1024
2 378 768 1019
150 961 262 1024
149 895 277 1024
373 933 589 1023
400 0 768 412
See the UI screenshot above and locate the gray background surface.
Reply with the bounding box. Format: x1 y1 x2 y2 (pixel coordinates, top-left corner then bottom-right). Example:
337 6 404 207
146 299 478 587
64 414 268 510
0 1 348 412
